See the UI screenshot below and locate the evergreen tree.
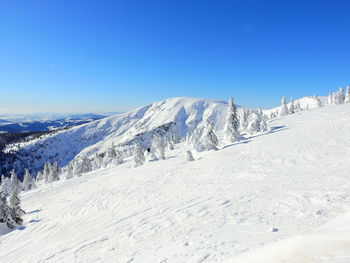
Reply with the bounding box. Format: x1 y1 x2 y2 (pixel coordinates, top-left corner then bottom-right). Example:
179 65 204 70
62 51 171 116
0 189 15 229
79 157 92 174
0 175 12 197
92 153 103 169
328 93 333 105
152 135 166 160
313 94 323 107
280 96 289 116
203 121 218 151
246 112 262 134
43 162 52 183
65 163 74 180
22 169 36 191
345 86 350 103
186 150 195 161
289 98 295 114
224 97 241 143
133 144 145 168
9 184 25 226
36 171 44 181
10 170 21 194
240 108 250 131
47 162 60 183
189 122 206 152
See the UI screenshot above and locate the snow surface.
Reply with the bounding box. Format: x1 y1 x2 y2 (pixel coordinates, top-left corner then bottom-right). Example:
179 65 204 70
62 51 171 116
4 97 230 174
1 103 350 262
229 211 350 263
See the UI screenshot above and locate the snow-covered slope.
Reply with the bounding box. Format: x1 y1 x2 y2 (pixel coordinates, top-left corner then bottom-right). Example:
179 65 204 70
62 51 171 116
230 211 350 263
3 97 230 175
263 95 328 116
1 103 350 262
3 95 326 177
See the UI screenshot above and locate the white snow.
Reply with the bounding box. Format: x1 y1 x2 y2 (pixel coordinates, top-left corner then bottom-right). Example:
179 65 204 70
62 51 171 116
229 211 350 263
1 101 350 262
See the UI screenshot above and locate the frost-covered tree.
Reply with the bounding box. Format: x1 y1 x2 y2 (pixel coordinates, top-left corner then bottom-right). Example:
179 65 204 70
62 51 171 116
289 98 295 114
0 175 12 197
43 162 52 183
280 96 289 116
22 169 36 191
189 123 205 152
327 93 333 105
92 153 103 169
9 184 25 226
152 135 166 160
259 117 268 132
240 108 250 131
313 94 323 107
333 87 345 104
224 97 241 143
78 157 92 175
0 189 15 229
47 162 60 183
36 171 44 181
345 86 350 103
246 112 262 134
105 147 123 166
133 144 145 167
186 150 195 161
65 163 74 180
203 121 218 151
10 170 21 194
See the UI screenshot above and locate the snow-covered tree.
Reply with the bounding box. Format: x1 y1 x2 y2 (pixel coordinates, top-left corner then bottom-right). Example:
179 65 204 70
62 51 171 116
10 170 21 194
186 150 195 161
47 162 60 183
224 97 241 143
246 112 262 134
36 171 43 181
280 96 289 116
337 87 345 104
104 146 123 166
65 163 74 180
75 157 92 176
0 175 12 197
92 153 103 169
189 123 205 152
133 144 145 168
259 117 268 132
345 86 350 103
240 108 250 131
327 93 333 105
203 121 218 151
22 169 36 191
289 98 295 114
0 189 15 229
313 94 323 107
9 184 25 226
43 162 52 183
152 135 166 160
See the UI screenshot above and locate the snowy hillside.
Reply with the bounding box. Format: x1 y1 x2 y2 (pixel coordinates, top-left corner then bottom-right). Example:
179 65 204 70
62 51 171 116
1 102 350 262
2 95 328 177
3 97 230 175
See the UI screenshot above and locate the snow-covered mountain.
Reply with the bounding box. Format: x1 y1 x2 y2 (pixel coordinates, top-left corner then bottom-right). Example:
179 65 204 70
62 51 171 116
1 100 350 262
2 97 229 175
1 95 329 177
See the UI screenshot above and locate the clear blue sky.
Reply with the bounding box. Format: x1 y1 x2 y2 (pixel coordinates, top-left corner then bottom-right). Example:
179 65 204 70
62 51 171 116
1 0 350 113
